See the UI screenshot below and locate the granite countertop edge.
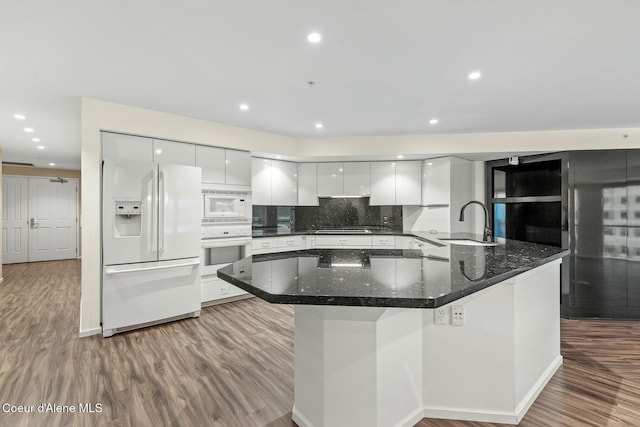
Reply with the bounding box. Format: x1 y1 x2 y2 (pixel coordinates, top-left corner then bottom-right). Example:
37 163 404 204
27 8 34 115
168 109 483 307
217 247 569 309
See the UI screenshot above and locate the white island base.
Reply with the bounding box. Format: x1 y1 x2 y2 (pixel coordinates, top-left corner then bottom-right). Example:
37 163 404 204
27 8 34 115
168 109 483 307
292 260 562 427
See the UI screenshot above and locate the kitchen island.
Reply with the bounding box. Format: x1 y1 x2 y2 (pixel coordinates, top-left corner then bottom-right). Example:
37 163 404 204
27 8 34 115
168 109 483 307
218 235 569 427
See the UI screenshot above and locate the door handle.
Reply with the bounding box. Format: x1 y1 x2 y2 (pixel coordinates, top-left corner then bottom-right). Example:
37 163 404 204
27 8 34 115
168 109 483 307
29 218 39 229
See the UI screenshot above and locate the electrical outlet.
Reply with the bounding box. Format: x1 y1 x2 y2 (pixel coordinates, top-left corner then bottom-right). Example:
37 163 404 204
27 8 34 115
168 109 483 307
451 305 464 326
434 307 448 325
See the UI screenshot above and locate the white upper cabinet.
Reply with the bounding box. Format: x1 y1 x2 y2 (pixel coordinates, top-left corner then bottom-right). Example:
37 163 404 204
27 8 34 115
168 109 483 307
370 161 397 205
420 156 474 233
422 157 451 206
271 160 298 205
395 161 421 205
196 145 226 183
317 163 344 196
196 146 251 186
225 149 251 186
298 163 319 206
343 162 371 196
101 132 153 162
153 139 196 166
251 158 272 205
252 158 297 205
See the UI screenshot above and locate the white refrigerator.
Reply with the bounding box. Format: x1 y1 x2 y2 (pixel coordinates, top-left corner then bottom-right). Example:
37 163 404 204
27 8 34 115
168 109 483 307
102 160 202 337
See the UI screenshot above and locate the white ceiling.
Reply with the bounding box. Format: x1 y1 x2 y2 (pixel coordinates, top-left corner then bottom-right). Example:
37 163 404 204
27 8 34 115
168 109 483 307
2 0 640 170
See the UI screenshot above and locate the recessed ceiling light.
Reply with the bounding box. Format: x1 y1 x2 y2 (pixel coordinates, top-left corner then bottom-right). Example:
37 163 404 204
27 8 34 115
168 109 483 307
14 114 26 120
429 119 439 125
427 162 433 166
397 155 404 159
32 137 40 142
48 162 55 166
315 122 323 129
307 32 322 43
239 103 249 111
468 71 482 80
36 145 45 150
24 127 34 133
155 149 162 154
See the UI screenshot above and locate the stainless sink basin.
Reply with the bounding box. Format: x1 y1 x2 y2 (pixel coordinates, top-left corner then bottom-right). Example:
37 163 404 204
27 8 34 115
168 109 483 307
438 238 498 247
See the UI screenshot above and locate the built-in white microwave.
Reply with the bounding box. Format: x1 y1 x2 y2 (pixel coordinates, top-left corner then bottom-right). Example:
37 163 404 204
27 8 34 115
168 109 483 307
203 190 250 221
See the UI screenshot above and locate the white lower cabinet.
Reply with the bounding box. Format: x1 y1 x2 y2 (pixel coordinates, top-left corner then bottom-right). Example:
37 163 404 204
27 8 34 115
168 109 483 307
253 234 420 253
394 236 414 249
372 235 395 248
278 235 304 251
201 276 247 305
252 236 305 255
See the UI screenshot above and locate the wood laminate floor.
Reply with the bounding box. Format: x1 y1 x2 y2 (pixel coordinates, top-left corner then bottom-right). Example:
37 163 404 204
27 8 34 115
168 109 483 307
1 260 639 427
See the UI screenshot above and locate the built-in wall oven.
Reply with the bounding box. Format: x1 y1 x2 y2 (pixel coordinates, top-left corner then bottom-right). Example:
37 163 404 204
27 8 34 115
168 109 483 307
201 223 252 306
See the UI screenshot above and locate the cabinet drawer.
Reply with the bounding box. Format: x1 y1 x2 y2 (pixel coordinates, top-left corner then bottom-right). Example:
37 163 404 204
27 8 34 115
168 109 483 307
315 235 373 248
252 238 279 250
201 277 247 304
278 235 304 251
372 236 396 248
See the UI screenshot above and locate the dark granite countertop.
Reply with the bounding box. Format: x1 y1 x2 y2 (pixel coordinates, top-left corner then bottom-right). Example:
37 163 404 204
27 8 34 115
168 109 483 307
218 233 569 308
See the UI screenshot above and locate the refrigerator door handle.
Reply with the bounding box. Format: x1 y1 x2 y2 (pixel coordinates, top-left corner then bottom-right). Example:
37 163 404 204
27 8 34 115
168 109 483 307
151 168 158 254
159 168 165 256
104 259 200 275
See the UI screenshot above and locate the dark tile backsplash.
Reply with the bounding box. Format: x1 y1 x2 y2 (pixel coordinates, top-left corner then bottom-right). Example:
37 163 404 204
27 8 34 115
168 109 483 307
253 198 402 233
295 197 402 232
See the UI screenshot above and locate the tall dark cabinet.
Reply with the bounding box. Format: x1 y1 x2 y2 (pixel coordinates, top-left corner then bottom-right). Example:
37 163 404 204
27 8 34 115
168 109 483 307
487 150 640 319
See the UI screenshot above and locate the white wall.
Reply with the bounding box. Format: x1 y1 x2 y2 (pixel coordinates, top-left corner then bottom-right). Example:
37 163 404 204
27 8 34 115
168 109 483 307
294 128 640 158
79 98 295 336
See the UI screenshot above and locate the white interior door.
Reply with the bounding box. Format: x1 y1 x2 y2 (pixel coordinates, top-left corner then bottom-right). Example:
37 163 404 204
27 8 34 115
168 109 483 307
2 176 29 264
28 178 78 262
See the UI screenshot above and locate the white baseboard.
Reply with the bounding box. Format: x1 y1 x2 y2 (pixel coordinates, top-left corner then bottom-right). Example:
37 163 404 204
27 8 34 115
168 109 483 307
292 405 314 427
423 355 563 425
79 327 102 338
394 406 424 427
515 354 563 422
423 406 519 425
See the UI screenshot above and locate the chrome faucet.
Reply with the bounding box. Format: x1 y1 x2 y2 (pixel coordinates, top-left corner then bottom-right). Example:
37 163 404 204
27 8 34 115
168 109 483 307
459 201 493 242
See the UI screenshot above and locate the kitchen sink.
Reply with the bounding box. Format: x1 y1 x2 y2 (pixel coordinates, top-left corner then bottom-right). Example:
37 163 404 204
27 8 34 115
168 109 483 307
438 239 498 247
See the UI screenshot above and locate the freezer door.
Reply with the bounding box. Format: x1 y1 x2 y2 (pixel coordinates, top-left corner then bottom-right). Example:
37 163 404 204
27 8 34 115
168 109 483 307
158 163 202 260
103 160 157 265
102 258 201 336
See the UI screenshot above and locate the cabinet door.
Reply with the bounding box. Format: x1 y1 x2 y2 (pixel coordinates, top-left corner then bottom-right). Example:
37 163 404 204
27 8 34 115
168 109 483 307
422 157 451 206
394 236 413 249
153 139 195 166
226 149 251 186
251 158 272 205
271 160 298 205
343 162 371 196
370 161 396 205
395 161 421 205
196 145 226 184
298 163 318 206
101 132 153 162
317 163 344 196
